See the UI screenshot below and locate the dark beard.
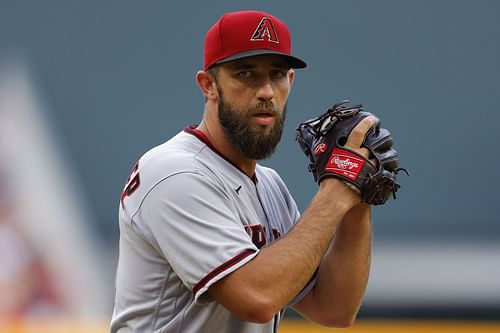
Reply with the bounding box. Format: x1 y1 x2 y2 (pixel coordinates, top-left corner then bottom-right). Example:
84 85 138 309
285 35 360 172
218 91 286 160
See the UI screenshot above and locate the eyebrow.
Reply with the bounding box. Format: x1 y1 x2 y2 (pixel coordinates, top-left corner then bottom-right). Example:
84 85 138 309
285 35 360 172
230 63 257 70
228 60 289 71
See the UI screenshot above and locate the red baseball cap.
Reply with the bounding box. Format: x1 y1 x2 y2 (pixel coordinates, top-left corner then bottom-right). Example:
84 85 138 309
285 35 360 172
204 10 307 70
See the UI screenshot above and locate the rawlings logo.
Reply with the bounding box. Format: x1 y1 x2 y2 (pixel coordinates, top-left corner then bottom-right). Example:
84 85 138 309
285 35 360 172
331 155 359 170
314 143 327 156
325 148 365 180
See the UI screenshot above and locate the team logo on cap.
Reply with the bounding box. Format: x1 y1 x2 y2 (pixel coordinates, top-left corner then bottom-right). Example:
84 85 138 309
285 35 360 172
250 17 279 43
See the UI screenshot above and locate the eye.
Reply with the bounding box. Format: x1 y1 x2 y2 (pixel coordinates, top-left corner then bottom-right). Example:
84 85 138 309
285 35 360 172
271 69 287 80
237 71 252 79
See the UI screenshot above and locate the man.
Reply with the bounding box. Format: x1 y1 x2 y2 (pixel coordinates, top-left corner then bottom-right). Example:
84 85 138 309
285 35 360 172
111 10 375 332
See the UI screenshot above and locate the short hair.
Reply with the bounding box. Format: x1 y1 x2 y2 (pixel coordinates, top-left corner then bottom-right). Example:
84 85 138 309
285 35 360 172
204 66 220 103
207 66 219 83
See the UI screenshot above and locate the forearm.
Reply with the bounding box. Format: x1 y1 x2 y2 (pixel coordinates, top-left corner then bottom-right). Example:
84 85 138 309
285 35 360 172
294 203 372 326
208 179 358 322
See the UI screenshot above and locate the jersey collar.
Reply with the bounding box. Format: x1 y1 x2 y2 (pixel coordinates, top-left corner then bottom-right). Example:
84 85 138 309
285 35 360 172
184 125 258 183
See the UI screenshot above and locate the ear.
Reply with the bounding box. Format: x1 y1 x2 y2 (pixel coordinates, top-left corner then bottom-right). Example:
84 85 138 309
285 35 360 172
196 70 218 101
288 69 295 87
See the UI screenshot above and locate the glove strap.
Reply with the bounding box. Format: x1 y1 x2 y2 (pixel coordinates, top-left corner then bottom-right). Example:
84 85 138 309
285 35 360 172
324 148 366 181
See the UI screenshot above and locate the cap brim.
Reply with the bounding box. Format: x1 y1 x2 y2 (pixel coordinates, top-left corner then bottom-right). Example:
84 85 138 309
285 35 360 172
215 49 307 69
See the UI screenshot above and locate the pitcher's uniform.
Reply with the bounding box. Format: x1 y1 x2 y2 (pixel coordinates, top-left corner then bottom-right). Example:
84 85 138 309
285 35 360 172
110 126 315 333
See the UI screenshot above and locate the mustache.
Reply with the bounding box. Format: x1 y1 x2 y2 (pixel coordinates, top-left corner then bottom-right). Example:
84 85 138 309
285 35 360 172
248 102 278 116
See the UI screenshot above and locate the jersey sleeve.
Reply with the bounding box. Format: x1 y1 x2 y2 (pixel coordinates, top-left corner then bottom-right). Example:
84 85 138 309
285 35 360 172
137 171 259 303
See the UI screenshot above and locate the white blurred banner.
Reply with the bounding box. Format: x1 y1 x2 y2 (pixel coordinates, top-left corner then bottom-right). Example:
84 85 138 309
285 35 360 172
0 57 108 321
365 240 500 309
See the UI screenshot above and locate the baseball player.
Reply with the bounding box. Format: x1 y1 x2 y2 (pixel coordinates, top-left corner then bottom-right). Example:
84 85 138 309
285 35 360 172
111 10 402 333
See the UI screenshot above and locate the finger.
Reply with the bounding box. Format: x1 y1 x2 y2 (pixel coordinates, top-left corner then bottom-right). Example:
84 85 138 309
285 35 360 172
356 147 377 168
378 148 399 170
345 116 376 149
356 147 371 160
369 128 394 151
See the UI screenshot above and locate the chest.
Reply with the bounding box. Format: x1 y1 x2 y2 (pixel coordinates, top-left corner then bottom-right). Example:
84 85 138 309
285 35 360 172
225 178 295 248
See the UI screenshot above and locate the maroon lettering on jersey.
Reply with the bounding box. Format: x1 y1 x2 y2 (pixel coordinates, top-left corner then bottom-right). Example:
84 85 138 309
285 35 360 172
121 161 140 206
272 228 282 240
244 224 267 249
244 224 282 249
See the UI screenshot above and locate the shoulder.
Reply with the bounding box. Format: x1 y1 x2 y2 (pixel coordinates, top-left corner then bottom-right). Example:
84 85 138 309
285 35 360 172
138 130 217 181
142 130 200 165
120 130 222 213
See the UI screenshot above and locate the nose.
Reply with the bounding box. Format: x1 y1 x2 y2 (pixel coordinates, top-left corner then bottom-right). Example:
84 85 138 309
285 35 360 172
256 79 274 102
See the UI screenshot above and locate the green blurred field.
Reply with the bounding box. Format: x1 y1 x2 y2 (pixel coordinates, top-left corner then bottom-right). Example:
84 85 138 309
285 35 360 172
281 320 500 332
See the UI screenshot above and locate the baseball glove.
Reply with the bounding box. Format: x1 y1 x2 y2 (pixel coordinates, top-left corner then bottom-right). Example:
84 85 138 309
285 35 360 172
296 100 406 205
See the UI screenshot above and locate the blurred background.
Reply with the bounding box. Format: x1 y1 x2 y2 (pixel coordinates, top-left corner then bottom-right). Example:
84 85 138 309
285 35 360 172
1 0 499 331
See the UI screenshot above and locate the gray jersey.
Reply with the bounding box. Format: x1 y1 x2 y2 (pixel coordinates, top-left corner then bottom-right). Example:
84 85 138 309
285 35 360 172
110 126 315 333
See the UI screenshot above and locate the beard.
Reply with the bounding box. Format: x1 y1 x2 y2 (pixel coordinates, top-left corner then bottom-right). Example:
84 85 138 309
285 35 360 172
217 90 287 161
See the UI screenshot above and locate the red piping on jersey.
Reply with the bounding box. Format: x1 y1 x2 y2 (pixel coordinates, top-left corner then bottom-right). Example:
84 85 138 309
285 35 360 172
193 248 257 296
184 125 257 182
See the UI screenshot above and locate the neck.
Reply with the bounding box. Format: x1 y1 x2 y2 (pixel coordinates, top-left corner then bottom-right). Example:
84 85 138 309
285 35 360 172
198 113 257 178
